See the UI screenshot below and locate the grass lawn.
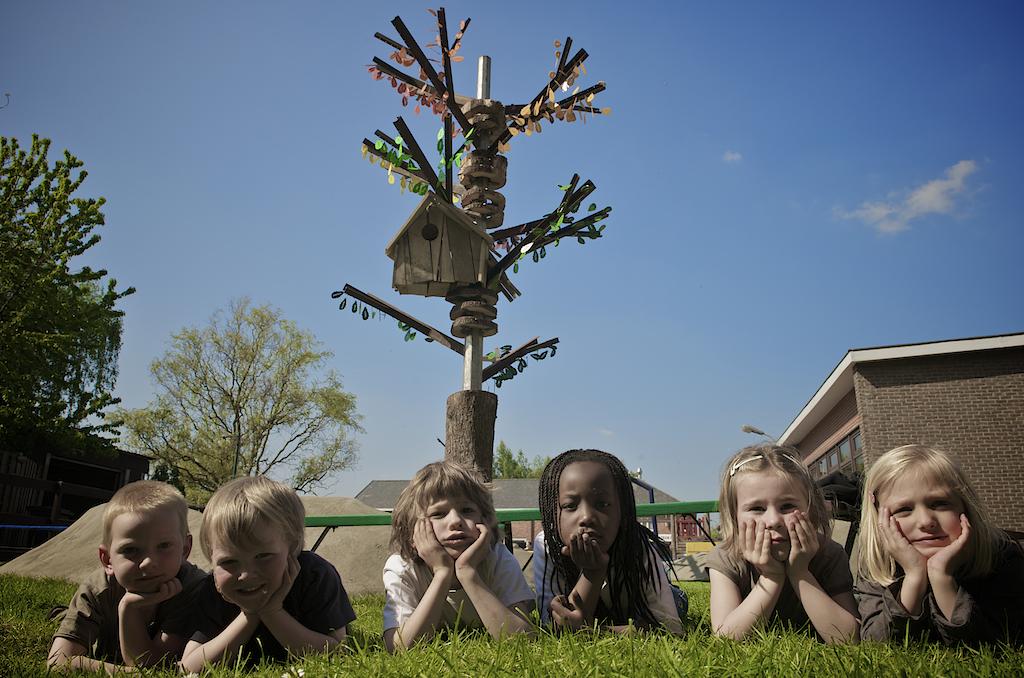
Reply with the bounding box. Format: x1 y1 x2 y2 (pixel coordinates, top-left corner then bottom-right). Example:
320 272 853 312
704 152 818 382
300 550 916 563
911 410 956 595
2 573 1021 677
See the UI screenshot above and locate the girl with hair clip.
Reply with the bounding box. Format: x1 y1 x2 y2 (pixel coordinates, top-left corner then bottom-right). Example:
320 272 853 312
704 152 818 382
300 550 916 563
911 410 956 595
707 444 859 643
854 445 1024 645
533 449 685 635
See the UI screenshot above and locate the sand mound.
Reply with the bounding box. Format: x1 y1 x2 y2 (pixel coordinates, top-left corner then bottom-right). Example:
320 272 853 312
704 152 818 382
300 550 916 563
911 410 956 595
0 496 392 597
299 496 392 596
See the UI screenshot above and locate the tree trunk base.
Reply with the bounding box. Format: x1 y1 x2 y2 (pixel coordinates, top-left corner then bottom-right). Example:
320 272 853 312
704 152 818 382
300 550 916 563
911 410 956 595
444 390 497 480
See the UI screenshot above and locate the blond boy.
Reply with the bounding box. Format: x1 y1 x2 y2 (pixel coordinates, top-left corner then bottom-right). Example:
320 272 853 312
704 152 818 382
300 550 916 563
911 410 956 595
180 476 355 671
47 480 205 673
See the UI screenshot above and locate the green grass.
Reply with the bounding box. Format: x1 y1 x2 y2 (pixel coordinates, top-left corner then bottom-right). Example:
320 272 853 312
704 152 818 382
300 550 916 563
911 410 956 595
2 574 1021 677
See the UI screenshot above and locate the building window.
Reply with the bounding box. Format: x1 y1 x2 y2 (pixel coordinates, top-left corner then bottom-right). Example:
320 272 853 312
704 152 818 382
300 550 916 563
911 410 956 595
839 439 851 462
806 428 862 480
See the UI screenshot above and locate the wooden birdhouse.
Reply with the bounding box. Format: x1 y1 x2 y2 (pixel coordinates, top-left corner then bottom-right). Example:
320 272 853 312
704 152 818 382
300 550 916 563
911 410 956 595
385 193 494 297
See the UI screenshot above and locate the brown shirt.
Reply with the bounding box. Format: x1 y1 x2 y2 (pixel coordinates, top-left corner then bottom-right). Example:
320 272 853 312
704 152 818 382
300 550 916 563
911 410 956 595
52 561 206 663
705 539 854 634
855 539 1024 645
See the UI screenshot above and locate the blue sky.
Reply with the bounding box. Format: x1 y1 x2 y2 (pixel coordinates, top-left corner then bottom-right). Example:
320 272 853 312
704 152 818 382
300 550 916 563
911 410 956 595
3 1 1022 503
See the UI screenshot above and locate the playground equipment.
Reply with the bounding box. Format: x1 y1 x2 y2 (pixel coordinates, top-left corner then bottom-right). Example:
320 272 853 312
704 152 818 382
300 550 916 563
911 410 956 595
333 8 611 478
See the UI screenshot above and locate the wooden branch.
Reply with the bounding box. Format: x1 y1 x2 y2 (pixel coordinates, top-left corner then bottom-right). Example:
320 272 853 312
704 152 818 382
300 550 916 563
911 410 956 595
485 177 596 284
372 57 473 106
495 48 589 146
487 212 561 285
368 131 466 194
391 15 474 134
485 252 520 301
438 9 455 201
449 16 472 55
556 82 606 110
482 337 560 381
374 31 404 51
392 116 445 201
444 113 454 200
374 129 402 149
556 36 572 76
488 217 546 241
340 284 465 356
439 8 455 102
362 139 432 186
372 57 435 97
561 179 596 214
537 207 612 247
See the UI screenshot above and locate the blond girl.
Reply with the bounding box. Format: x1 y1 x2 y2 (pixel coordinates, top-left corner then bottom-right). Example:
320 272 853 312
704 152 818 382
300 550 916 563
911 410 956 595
855 445 1024 644
382 461 535 651
708 444 859 642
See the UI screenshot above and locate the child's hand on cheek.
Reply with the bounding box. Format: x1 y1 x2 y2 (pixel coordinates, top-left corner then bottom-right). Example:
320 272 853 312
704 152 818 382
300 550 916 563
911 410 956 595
877 506 928 576
455 523 490 579
413 517 454 574
120 578 182 611
218 582 265 616
785 511 819 574
262 553 300 614
927 514 971 578
561 529 609 575
740 519 785 580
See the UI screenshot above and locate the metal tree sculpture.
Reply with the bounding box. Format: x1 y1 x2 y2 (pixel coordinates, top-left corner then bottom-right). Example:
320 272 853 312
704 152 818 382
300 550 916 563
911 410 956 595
332 8 611 478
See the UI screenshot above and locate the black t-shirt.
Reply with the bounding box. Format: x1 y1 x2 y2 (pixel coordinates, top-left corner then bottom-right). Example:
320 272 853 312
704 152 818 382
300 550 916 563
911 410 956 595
190 550 356 663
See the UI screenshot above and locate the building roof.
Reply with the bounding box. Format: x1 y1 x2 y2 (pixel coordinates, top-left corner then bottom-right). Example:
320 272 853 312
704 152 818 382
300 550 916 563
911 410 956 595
778 332 1024 447
355 477 679 511
384 192 492 258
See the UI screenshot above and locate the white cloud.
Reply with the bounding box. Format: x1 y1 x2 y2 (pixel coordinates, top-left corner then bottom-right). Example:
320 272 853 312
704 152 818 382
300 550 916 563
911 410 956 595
597 428 614 437
839 160 978 234
722 150 742 164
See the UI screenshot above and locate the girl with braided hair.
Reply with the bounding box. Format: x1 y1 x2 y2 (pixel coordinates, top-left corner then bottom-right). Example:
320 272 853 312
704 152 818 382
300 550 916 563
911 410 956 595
532 449 685 634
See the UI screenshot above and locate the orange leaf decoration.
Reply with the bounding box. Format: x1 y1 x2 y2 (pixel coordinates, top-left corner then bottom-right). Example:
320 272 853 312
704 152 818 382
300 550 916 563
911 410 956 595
452 55 464 62
554 40 561 47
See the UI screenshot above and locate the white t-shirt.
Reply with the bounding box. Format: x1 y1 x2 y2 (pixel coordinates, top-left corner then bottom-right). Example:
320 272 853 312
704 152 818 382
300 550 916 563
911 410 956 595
382 543 535 632
532 531 683 635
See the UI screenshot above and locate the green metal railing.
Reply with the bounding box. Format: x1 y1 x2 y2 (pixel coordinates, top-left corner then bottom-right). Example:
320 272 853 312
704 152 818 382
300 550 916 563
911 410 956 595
304 500 719 556
304 500 718 528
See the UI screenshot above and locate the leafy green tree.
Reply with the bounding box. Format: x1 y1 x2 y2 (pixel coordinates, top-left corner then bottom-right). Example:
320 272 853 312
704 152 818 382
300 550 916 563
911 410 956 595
492 440 550 479
117 299 361 502
0 135 134 442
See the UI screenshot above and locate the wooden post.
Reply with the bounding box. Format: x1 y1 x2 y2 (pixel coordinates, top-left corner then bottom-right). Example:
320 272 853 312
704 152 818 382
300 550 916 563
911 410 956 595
444 389 497 480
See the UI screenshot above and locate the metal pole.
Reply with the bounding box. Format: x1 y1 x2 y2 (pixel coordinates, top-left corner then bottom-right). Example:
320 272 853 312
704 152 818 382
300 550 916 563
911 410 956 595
462 55 492 392
477 56 491 99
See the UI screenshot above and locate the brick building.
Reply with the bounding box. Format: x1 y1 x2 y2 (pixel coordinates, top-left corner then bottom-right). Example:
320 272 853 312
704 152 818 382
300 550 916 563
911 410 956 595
777 333 1024 532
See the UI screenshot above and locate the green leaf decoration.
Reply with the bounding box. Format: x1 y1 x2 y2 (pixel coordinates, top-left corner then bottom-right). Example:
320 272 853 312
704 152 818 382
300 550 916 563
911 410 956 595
577 236 585 244
558 184 570 191
539 246 546 259
395 135 404 146
361 308 369 320
513 262 519 274
351 301 359 313
588 203 597 211
531 251 539 263
424 336 434 342
374 140 385 151
339 298 347 310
